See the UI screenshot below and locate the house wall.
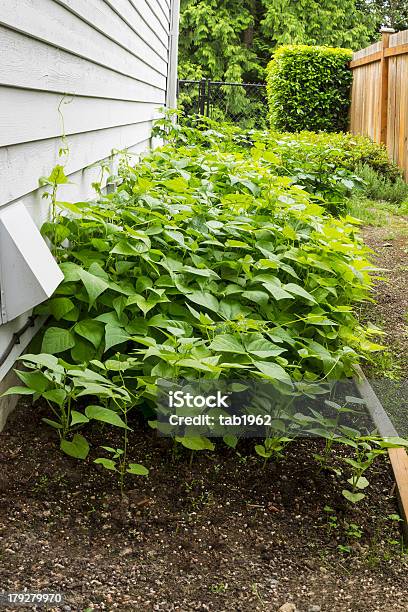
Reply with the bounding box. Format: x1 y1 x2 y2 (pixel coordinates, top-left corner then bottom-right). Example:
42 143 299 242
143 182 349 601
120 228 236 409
0 0 178 386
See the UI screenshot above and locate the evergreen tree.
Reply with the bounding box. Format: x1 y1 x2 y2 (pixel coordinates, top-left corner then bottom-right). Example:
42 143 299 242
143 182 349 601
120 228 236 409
179 0 376 81
357 0 408 32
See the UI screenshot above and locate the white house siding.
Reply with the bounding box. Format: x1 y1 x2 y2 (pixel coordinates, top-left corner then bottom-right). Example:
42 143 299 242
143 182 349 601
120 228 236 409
0 0 178 388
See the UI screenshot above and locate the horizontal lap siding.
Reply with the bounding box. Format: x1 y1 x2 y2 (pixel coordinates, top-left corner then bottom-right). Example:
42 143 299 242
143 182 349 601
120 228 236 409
54 0 169 68
0 28 165 102
0 0 168 86
0 0 171 206
0 90 159 147
104 0 169 58
0 0 172 366
0 122 154 206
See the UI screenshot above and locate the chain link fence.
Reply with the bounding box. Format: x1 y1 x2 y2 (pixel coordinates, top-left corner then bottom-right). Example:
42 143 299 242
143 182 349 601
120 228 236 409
177 79 268 129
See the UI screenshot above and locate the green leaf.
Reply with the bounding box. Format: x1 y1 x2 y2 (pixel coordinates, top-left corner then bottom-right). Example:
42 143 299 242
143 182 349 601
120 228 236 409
48 297 75 321
185 291 219 313
104 324 130 351
388 514 403 522
380 437 408 448
284 283 317 303
252 360 292 386
175 436 215 451
1 386 35 397
16 370 50 393
342 490 365 504
94 458 117 471
127 463 149 476
19 353 61 370
41 328 75 354
71 410 90 426
343 457 363 469
226 239 251 249
78 269 109 309
209 334 246 354
164 229 187 248
85 405 131 429
245 338 285 359
255 444 271 458
176 357 220 373
242 290 269 305
127 294 165 316
223 434 238 449
165 177 189 192
262 282 294 300
111 239 149 255
182 265 218 278
49 164 68 185
219 299 250 320
59 262 82 282
43 389 67 406
41 222 70 246
347 476 369 490
75 319 105 349
104 358 136 371
75 383 117 399
71 337 96 364
42 417 63 429
60 434 89 460
101 446 118 454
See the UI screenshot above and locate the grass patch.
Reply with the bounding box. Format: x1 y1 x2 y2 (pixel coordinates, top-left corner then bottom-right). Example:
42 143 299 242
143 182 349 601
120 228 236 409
347 196 408 228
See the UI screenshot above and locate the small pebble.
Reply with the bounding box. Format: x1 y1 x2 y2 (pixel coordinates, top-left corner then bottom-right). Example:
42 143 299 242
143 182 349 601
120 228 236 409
278 604 297 612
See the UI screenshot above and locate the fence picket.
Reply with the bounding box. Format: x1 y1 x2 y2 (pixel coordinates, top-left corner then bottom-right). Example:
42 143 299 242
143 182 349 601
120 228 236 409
350 28 408 178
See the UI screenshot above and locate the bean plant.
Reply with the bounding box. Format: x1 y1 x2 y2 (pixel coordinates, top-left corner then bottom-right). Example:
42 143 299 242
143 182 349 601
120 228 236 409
5 116 407 502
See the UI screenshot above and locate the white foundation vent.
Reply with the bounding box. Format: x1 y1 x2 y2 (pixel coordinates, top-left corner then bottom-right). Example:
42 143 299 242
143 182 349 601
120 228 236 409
0 202 63 324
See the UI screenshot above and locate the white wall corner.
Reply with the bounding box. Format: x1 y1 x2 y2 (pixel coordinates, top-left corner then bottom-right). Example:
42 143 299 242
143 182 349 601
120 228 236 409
166 0 180 109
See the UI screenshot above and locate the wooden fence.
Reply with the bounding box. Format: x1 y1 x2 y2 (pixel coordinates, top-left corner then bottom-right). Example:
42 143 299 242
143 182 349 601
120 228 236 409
350 29 408 177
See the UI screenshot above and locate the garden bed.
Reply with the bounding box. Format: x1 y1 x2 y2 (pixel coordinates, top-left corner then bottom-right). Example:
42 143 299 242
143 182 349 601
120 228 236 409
1 121 408 612
1 399 408 612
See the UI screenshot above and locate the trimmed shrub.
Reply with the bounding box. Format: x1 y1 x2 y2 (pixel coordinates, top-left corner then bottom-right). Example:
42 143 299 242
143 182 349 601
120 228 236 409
266 45 353 132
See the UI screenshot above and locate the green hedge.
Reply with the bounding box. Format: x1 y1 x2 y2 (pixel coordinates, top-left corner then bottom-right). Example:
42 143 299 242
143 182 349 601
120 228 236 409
266 45 353 133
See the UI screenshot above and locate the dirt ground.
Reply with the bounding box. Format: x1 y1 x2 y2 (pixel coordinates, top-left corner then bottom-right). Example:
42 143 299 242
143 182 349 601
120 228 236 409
362 223 408 377
0 399 408 612
362 222 408 436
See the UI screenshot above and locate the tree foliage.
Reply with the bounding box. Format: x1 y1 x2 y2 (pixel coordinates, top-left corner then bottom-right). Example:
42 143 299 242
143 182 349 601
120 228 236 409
179 0 377 82
357 0 408 32
179 0 257 80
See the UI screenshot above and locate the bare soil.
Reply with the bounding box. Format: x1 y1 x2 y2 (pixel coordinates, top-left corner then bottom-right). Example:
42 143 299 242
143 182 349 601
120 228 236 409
0 400 407 612
362 224 408 378
361 223 408 437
